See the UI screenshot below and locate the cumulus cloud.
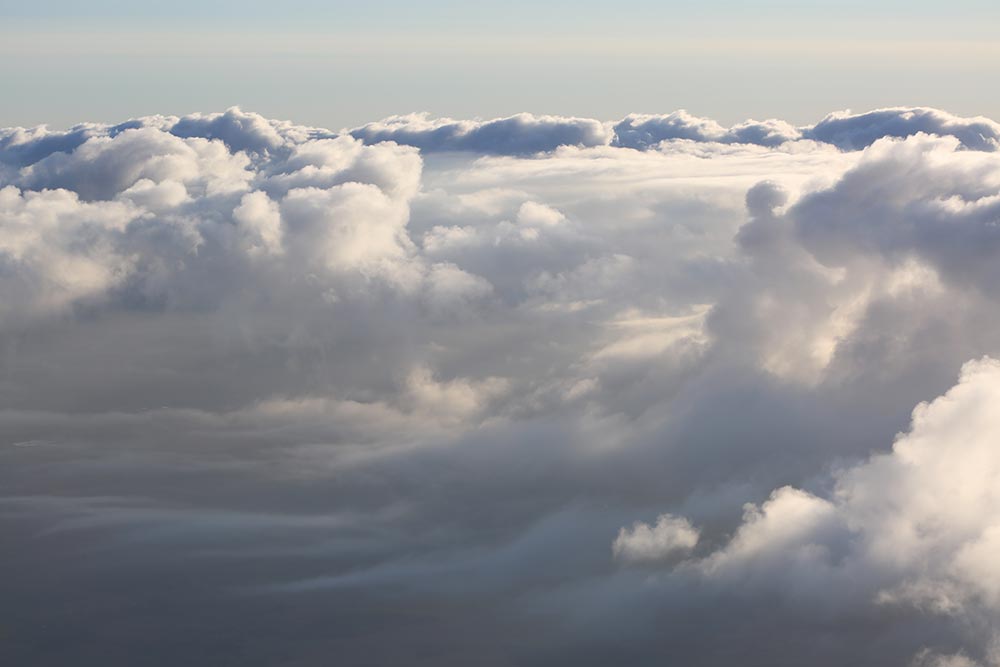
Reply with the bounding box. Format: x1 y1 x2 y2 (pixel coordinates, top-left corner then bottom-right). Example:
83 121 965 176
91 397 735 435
806 107 1000 151
609 107 1000 152
613 110 803 149
912 650 986 667
616 358 1000 665
4 107 1000 667
348 112 612 154
345 107 1000 154
613 513 699 562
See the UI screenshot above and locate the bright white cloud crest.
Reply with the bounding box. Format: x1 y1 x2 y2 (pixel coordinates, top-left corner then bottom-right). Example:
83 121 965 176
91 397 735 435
686 357 1000 611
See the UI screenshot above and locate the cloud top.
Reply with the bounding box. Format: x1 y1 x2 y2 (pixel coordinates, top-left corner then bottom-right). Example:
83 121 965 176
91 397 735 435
4 107 997 169
348 112 613 154
346 107 999 154
806 107 1000 152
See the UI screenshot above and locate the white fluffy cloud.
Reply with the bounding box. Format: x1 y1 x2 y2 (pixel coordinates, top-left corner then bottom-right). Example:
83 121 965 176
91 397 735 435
806 107 1000 151
341 106 1000 154
348 112 613 154
4 107 1000 667
620 358 1000 664
613 513 700 563
613 110 803 148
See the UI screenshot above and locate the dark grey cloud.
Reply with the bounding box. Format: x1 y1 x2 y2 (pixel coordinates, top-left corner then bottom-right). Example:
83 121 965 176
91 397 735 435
3 109 1000 666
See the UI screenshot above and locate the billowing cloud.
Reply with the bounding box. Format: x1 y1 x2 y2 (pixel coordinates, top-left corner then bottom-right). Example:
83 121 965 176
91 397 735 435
4 108 1000 666
613 514 700 563
613 110 803 149
610 107 1000 152
616 357 1000 665
347 107 1000 154
806 107 1000 151
348 112 613 154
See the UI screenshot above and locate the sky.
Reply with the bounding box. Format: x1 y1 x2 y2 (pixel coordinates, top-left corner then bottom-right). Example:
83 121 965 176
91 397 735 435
3 0 1000 128
5 3 1000 667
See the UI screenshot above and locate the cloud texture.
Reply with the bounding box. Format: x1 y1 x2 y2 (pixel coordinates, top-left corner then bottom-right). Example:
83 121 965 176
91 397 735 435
3 106 1000 666
350 106 1000 153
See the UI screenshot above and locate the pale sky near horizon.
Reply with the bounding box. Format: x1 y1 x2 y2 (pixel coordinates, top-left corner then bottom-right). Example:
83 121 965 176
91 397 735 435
2 1 999 131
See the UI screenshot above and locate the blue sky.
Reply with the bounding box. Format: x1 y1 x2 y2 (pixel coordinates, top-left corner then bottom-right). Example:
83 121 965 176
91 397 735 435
2 0 998 128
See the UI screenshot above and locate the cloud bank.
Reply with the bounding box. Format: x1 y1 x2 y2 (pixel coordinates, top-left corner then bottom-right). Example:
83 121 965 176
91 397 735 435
3 106 1000 666
347 106 1000 153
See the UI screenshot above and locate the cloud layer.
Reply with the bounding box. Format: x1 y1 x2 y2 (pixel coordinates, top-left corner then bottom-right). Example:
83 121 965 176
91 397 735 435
348 106 1000 153
3 107 1000 666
